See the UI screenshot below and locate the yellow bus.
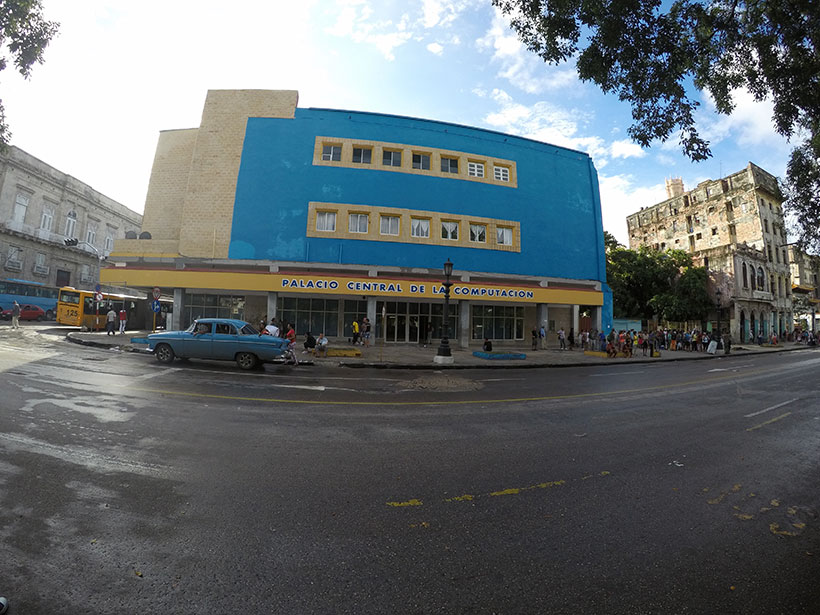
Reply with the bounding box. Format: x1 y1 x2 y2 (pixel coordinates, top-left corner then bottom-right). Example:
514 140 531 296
56 287 144 330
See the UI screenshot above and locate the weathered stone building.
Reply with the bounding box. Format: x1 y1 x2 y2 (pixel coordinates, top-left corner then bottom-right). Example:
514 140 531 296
0 146 142 290
788 246 819 331
626 163 792 342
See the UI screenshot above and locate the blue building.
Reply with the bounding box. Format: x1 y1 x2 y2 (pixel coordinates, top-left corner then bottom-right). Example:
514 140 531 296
105 90 612 347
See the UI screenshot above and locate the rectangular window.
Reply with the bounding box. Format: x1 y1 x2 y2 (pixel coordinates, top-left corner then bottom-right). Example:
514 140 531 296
382 150 402 167
441 221 458 240
86 224 97 246
316 211 336 232
497 227 513 245
352 147 372 164
380 215 399 236
322 145 341 161
764 219 769 233
470 224 486 243
494 166 510 182
441 157 458 174
40 208 53 231
65 214 77 238
349 213 369 234
410 218 429 238
12 192 29 223
412 153 430 170
35 252 46 267
711 227 717 236
104 235 114 252
468 161 484 178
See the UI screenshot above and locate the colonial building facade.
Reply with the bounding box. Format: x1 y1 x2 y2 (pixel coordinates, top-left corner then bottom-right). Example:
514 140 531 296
103 89 613 346
0 146 142 290
626 163 792 342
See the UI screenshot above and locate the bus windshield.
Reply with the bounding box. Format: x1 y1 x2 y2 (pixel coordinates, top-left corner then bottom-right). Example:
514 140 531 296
58 290 81 305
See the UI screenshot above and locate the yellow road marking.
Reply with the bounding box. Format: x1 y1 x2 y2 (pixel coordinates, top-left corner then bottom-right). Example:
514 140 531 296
386 499 423 507
746 412 792 432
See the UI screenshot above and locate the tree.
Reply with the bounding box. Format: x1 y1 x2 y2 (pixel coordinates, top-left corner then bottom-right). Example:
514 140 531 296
603 230 622 254
0 1 59 148
606 246 711 321
492 0 820 252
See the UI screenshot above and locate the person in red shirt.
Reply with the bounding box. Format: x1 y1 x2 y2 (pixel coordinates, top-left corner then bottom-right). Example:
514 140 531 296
118 308 127 334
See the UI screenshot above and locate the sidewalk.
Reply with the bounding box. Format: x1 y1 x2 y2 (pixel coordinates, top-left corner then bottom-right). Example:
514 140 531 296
57 328 813 369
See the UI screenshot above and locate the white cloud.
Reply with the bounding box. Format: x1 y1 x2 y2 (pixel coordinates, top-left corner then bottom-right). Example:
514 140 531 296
598 174 668 245
610 139 646 160
480 89 608 162
476 9 579 94
421 0 470 28
427 42 444 55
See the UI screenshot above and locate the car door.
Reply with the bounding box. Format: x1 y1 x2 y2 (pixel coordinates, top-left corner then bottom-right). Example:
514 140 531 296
211 322 239 360
181 321 214 358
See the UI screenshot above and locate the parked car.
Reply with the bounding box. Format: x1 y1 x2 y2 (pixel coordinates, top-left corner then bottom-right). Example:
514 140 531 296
1 304 47 321
147 318 290 370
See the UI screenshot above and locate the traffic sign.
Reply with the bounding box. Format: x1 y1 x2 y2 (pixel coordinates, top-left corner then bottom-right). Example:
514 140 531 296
150 300 161 313
95 292 104 302
95 284 101 292
152 287 161 300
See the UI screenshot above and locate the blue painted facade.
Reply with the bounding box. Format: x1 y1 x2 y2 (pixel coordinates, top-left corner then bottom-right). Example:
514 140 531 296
229 108 608 286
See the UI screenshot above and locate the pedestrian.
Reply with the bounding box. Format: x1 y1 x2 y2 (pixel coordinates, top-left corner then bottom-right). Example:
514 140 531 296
285 322 296 345
118 307 127 334
303 331 316 353
315 333 329 356
723 331 732 355
483 338 493 352
265 318 280 337
106 306 117 336
568 327 575 350
558 327 566 350
352 318 360 345
539 324 547 349
531 327 538 350
10 301 21 329
362 317 371 348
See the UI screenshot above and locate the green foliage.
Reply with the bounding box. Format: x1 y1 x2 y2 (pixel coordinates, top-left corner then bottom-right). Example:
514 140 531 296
0 1 59 148
492 0 820 250
603 230 622 253
606 245 711 321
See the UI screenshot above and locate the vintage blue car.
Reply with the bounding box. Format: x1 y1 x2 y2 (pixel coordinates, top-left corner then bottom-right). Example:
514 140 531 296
147 318 290 370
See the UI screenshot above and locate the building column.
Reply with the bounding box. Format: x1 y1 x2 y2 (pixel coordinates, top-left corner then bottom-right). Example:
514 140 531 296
266 292 279 322
172 288 184 331
572 304 580 334
458 300 470 349
367 297 377 328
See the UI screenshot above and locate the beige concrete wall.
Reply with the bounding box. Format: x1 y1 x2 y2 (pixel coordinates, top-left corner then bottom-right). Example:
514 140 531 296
177 89 299 258
140 129 198 245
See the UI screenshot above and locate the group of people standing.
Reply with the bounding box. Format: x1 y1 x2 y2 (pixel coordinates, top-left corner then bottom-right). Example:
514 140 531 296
602 328 731 358
351 317 372 347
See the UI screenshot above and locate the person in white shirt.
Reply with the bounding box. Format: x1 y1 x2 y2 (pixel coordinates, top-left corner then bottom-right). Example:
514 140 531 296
265 318 280 337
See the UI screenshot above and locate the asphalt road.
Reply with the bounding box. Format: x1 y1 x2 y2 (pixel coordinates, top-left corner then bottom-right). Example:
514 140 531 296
0 329 818 614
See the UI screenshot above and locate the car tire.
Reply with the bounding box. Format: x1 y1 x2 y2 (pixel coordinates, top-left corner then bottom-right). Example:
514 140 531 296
45 310 54 320
236 352 258 370
155 343 176 364
37 315 44 321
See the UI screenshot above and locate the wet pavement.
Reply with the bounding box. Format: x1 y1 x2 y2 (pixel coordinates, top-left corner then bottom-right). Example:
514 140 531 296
52 327 813 369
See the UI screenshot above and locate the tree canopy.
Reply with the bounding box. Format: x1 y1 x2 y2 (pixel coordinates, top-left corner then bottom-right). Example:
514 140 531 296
606 245 713 322
493 0 820 252
0 1 58 148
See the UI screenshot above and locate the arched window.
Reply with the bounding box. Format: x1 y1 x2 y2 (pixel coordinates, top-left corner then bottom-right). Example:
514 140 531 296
750 266 756 291
757 267 765 290
742 262 748 288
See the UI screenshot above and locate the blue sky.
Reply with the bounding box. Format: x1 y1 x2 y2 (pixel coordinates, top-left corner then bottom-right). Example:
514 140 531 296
3 0 794 245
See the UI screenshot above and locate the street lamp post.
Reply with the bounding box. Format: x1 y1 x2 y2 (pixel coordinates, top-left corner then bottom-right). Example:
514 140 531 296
715 288 722 344
434 259 455 365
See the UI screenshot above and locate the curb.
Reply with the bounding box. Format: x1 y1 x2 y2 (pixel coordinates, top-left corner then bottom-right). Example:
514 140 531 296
62 331 814 368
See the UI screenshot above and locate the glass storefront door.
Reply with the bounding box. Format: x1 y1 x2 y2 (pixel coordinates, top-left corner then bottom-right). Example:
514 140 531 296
376 300 458 343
